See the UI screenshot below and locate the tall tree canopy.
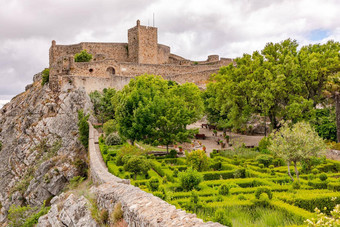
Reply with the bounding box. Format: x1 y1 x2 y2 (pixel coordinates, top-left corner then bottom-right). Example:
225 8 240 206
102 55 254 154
205 39 340 132
113 74 203 151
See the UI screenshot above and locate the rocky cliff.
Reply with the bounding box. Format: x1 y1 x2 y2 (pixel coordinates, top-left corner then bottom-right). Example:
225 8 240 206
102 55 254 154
0 76 92 223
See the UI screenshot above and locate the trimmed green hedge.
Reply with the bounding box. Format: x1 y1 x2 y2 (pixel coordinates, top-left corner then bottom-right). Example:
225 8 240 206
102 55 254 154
270 200 315 222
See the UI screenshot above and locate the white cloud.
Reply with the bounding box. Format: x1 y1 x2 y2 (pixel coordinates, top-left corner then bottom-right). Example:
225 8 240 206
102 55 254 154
0 0 339 96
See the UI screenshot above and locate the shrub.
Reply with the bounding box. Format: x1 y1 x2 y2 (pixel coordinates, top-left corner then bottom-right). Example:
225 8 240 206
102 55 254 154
256 154 273 167
105 133 122 146
212 209 233 227
308 180 328 189
173 169 178 177
148 177 160 191
238 194 246 200
179 167 203 191
305 204 340 226
312 168 319 175
103 119 117 136
319 173 328 181
168 149 177 158
41 68 49 86
218 184 230 195
0 141 2 151
186 149 209 171
258 136 271 152
255 187 272 200
78 110 89 149
74 49 92 62
328 182 340 191
292 181 301 189
123 156 150 180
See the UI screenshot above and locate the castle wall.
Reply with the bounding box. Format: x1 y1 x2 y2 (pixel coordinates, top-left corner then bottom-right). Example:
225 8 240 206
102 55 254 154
61 75 132 93
157 44 170 64
118 62 223 77
50 42 129 67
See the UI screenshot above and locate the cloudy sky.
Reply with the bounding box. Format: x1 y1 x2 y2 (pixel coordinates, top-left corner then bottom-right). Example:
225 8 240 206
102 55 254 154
1 0 340 102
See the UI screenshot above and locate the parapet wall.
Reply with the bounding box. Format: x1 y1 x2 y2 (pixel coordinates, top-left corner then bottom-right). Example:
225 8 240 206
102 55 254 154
88 123 224 227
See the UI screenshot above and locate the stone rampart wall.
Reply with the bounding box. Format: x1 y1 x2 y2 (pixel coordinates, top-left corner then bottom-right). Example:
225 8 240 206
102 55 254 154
88 123 224 227
51 42 129 67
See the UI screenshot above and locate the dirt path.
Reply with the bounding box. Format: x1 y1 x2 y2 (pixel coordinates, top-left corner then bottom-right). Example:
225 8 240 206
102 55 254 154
186 120 264 155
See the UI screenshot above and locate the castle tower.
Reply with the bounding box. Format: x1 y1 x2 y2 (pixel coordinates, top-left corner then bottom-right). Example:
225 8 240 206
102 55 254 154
128 20 158 64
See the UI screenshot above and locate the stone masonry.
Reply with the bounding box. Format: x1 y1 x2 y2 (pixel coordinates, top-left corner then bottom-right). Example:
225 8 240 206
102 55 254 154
49 20 233 93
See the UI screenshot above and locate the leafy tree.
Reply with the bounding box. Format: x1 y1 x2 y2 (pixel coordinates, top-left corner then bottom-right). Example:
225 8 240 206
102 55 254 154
74 49 92 62
269 122 327 182
205 40 340 131
78 110 90 149
105 133 122 146
178 167 203 191
89 88 116 123
123 155 150 180
41 68 49 86
186 149 209 171
103 119 117 136
114 74 203 152
312 108 337 141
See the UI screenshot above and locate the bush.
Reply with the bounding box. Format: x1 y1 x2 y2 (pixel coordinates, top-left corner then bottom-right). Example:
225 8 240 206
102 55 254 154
124 156 150 180
312 168 319 175
103 119 117 136
105 133 122 146
168 149 177 158
255 187 272 200
319 173 328 181
78 110 89 149
41 68 49 86
256 154 273 167
179 167 203 191
218 184 230 195
186 149 209 171
212 209 233 227
292 181 301 189
148 177 160 191
328 182 340 191
74 49 92 62
305 204 340 226
258 136 271 152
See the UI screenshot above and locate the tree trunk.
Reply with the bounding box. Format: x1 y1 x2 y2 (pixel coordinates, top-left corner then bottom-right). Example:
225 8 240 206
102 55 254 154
287 161 294 182
293 161 299 182
335 92 340 143
264 115 267 137
166 144 169 154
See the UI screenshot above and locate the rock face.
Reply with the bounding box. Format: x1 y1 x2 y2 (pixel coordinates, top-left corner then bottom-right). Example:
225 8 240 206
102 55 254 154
37 193 99 227
0 80 92 223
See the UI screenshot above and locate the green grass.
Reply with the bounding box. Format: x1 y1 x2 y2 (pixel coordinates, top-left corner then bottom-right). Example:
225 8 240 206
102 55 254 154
136 141 167 152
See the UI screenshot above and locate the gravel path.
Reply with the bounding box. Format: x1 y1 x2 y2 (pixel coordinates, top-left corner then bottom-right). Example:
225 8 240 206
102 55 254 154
186 120 264 155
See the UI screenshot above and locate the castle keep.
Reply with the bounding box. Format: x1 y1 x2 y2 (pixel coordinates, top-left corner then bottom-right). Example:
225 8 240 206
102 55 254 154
49 20 233 93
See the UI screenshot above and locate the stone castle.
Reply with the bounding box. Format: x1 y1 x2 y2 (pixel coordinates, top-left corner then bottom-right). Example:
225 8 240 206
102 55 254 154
49 20 233 93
